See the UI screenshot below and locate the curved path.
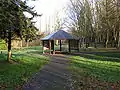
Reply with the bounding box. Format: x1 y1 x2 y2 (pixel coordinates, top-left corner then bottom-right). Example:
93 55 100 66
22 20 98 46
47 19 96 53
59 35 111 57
23 54 74 90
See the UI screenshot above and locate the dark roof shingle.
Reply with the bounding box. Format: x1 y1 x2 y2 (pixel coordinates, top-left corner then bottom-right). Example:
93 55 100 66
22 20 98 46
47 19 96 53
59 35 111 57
41 30 73 40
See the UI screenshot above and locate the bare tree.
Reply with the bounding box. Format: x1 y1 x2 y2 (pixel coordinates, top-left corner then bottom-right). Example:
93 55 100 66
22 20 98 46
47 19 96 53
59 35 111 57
66 0 120 48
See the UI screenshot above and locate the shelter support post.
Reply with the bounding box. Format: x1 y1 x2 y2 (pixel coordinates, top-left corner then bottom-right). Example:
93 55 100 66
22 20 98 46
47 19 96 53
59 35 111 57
42 40 44 54
68 40 71 53
49 40 51 54
60 40 62 51
53 40 55 54
51 40 55 54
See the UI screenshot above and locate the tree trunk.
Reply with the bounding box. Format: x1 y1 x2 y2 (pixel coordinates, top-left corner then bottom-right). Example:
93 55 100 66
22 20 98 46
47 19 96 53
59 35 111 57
82 37 85 48
85 38 88 48
7 30 12 62
26 41 29 47
20 40 22 48
105 31 109 48
94 38 97 48
117 31 120 49
113 28 117 47
79 39 82 48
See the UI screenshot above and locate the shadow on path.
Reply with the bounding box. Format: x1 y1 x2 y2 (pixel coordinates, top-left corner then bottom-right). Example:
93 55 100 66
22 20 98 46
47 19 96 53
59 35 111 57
23 54 74 90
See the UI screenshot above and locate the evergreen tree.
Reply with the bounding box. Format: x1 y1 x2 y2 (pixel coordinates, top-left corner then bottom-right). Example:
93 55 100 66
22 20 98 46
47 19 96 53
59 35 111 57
0 0 40 62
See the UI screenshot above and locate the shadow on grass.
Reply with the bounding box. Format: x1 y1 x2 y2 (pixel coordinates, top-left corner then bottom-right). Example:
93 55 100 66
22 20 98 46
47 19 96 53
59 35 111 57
69 51 120 89
90 52 120 58
72 62 120 82
68 52 120 63
0 53 7 62
69 51 120 82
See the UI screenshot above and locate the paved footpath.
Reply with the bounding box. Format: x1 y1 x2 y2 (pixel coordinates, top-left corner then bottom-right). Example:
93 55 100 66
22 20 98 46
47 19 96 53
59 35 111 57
23 54 74 90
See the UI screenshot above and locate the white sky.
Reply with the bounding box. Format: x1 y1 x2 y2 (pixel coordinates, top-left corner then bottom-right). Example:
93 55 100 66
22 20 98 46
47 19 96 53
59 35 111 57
25 0 69 32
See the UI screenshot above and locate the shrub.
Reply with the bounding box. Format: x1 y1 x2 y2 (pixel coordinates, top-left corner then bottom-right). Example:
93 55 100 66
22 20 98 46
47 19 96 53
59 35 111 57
0 40 7 50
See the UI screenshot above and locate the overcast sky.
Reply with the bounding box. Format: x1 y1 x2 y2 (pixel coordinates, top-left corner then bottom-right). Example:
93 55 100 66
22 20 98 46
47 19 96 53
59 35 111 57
25 0 69 32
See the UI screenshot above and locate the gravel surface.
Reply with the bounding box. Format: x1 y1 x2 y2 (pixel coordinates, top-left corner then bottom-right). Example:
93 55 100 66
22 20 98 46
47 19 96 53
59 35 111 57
23 54 74 90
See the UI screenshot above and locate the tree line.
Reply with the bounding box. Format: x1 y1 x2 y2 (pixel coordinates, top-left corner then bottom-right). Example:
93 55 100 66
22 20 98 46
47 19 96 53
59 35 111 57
67 0 120 49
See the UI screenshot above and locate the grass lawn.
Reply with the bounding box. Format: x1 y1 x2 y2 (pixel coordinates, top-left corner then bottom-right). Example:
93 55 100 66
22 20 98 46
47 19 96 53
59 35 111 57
70 51 120 89
0 46 49 89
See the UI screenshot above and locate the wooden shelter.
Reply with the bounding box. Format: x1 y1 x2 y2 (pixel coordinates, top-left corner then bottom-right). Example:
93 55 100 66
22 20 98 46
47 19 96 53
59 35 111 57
41 30 79 54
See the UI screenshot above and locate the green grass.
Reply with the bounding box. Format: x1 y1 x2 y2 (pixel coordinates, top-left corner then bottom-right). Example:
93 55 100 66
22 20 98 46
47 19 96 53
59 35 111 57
70 52 120 89
79 47 120 52
0 46 49 89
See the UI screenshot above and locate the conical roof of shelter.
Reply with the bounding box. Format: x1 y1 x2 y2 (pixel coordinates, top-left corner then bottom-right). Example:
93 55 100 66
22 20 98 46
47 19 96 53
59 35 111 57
41 30 73 40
